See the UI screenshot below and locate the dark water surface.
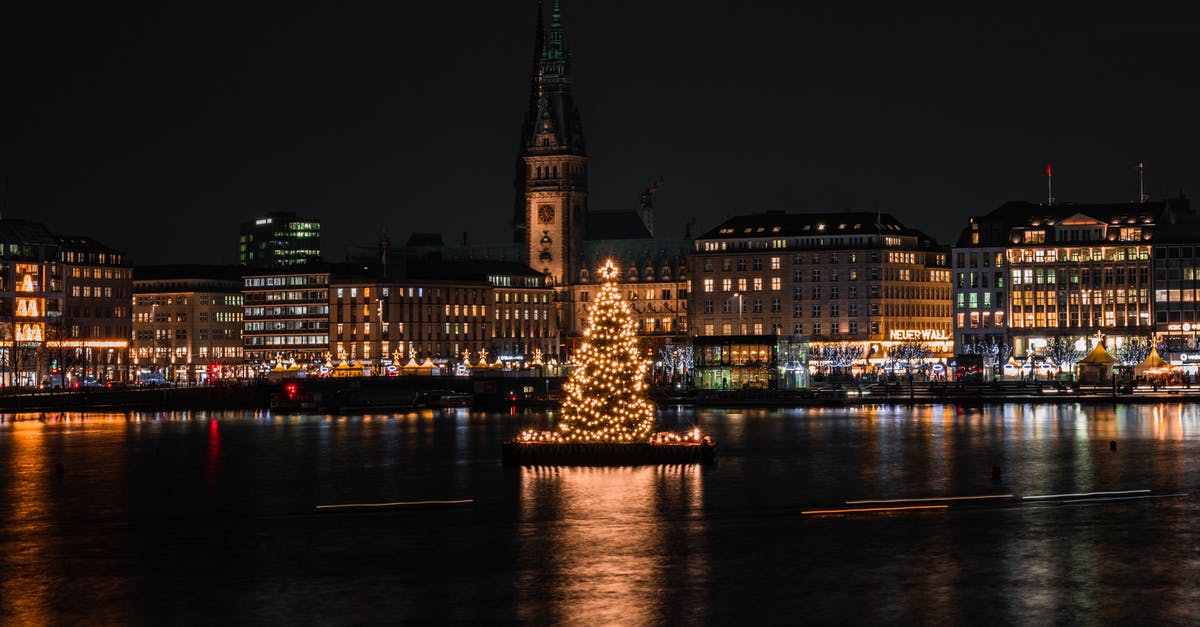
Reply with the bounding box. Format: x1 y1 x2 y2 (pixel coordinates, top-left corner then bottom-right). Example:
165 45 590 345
2 404 1199 624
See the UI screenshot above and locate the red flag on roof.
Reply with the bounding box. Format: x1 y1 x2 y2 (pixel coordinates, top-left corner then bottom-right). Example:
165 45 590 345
1046 163 1052 177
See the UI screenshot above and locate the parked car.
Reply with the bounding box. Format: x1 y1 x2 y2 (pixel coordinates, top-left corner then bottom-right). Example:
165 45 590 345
137 372 169 387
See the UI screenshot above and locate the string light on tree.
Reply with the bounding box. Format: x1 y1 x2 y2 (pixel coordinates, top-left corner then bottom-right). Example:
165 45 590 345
522 259 657 443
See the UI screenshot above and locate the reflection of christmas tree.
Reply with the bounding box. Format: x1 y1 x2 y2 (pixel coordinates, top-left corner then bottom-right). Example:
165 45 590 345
557 260 656 443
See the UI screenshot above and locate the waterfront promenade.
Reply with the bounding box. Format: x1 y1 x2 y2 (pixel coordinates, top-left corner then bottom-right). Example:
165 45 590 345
2 377 1199 417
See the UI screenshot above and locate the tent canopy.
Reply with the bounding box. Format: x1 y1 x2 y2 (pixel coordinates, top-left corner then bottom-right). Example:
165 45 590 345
1135 347 1172 376
1077 343 1116 364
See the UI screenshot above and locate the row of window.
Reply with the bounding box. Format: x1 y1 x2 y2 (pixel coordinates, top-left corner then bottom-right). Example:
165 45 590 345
70 267 130 280
956 311 1006 330
701 277 784 293
1010 267 1152 286
134 346 241 359
245 275 327 288
699 321 878 336
702 251 939 272
69 285 117 298
244 335 330 346
1007 289 1149 307
134 295 243 306
1005 247 1151 264
1009 311 1150 329
245 306 329 317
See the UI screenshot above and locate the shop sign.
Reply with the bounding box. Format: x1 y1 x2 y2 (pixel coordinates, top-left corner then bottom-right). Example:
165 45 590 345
889 329 951 342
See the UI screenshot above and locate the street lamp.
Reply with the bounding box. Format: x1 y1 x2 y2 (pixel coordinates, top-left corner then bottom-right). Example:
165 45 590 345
731 292 743 335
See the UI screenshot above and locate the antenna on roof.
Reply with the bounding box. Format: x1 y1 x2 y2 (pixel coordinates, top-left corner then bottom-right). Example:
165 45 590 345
1045 163 1054 206
1135 161 1148 203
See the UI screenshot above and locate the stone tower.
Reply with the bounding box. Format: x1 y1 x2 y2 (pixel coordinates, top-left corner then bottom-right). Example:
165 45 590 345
516 0 587 287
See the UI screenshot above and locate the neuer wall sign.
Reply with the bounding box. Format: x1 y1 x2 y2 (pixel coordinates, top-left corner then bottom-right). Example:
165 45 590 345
889 329 952 342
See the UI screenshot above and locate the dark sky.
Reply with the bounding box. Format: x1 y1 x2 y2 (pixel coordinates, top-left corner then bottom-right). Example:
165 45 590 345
5 1 1198 264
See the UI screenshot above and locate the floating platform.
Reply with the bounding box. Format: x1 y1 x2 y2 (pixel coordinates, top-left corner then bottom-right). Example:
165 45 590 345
502 440 717 466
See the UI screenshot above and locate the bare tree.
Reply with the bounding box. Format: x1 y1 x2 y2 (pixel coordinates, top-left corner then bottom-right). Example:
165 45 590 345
815 343 864 372
961 340 1014 370
887 341 929 372
1116 339 1154 366
1048 338 1082 370
658 345 693 380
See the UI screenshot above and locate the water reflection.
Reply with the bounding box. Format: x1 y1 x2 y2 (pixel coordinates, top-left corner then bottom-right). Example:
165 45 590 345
517 466 707 625
3 405 1200 623
0 421 52 625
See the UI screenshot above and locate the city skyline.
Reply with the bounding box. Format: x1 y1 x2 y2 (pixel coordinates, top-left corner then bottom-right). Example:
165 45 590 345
5 1 1198 265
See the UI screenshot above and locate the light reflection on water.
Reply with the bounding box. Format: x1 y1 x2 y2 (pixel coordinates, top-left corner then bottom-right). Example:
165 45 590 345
1 404 1199 623
0 421 52 627
517 466 706 625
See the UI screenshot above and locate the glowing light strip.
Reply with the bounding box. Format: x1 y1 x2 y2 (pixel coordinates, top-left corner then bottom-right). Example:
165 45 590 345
44 340 129 348
802 505 948 515
846 494 1014 505
1037 493 1186 504
1022 489 1149 501
315 499 473 510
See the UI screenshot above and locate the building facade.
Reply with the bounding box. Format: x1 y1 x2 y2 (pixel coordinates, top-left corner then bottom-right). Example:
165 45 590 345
133 266 244 382
325 258 559 369
1145 214 1200 371
0 221 64 386
690 211 952 375
329 279 489 366
58 236 132 382
952 197 1192 368
239 212 322 269
565 249 689 356
242 268 331 366
0 221 131 386
693 334 809 391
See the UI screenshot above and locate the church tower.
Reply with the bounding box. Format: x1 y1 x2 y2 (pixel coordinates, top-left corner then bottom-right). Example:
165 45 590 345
516 0 587 287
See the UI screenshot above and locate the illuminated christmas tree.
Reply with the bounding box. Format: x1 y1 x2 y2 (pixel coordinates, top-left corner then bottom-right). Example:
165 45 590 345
557 259 656 442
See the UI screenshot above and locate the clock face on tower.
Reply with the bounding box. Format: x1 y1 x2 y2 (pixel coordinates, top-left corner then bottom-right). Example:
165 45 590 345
538 205 555 223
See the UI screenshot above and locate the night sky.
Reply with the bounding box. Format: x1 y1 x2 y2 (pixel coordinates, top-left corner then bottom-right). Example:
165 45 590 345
5 1 1198 264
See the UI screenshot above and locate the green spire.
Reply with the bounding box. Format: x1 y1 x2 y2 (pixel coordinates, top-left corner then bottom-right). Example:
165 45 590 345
543 0 565 66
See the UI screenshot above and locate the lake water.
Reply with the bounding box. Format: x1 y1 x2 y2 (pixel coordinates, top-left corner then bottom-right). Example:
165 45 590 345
2 404 1199 624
